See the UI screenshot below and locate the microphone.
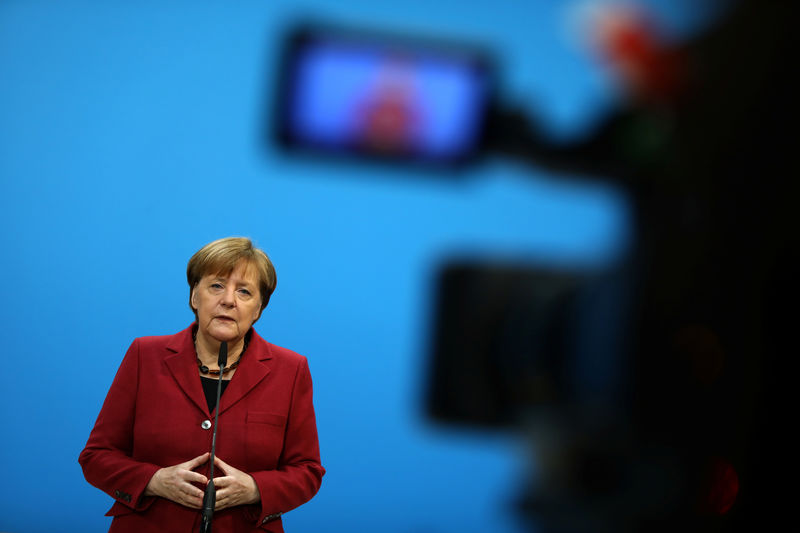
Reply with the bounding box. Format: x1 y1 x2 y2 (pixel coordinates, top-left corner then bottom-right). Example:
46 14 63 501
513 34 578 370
200 341 227 533
217 341 228 368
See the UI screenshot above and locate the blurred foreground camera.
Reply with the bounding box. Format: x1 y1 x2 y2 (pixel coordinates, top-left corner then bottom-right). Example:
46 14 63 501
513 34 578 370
427 261 628 428
272 2 798 530
426 260 640 532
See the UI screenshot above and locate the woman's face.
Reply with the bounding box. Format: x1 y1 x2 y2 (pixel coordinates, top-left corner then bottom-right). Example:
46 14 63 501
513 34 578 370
191 261 262 343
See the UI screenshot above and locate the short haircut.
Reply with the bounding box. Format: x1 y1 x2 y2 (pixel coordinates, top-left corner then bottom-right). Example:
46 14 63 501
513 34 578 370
186 236 277 315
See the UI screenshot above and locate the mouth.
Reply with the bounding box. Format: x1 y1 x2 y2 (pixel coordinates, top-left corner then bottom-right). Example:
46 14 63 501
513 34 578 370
214 316 236 323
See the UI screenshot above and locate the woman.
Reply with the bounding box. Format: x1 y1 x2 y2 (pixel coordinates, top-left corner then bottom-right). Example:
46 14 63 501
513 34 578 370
79 237 324 533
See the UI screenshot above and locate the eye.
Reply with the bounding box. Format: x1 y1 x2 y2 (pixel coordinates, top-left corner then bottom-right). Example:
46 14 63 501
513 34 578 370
237 288 252 297
210 282 224 291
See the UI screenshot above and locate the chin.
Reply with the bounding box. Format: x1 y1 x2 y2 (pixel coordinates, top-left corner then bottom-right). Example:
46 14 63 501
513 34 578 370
207 326 241 342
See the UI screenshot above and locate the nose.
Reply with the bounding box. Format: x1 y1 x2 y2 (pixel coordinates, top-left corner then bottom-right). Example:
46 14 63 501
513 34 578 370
221 286 237 307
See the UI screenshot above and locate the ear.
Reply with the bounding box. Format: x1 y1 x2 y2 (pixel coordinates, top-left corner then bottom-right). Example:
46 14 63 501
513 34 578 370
190 287 198 311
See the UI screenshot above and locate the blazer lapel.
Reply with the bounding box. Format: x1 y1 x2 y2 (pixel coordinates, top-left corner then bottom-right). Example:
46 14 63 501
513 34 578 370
217 329 272 416
164 325 210 417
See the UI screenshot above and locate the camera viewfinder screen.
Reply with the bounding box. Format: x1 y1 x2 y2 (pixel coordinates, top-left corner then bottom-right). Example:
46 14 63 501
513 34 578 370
277 32 493 164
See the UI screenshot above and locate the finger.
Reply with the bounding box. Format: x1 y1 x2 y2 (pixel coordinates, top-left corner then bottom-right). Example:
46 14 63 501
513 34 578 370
213 487 225 510
213 456 233 473
214 493 231 511
182 483 205 499
212 475 232 489
187 491 204 502
184 452 210 469
215 483 235 502
185 495 204 509
181 470 208 486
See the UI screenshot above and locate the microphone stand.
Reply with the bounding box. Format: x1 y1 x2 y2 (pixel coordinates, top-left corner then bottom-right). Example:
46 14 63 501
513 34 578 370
200 341 227 533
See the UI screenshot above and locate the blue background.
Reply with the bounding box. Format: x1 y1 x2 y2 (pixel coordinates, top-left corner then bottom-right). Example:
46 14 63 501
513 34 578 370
0 1 725 532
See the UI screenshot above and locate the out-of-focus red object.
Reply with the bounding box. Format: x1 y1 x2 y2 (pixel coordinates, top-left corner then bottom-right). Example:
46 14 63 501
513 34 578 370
591 5 686 104
699 456 740 515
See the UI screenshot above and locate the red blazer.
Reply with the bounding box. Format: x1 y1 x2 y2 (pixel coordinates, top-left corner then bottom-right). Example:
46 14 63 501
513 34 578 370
79 325 324 533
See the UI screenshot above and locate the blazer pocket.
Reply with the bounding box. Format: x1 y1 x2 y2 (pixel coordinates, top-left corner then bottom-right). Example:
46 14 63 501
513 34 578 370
247 411 286 427
246 412 286 467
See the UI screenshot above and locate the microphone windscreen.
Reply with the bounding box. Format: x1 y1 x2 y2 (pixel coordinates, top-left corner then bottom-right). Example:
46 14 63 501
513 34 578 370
200 480 216 533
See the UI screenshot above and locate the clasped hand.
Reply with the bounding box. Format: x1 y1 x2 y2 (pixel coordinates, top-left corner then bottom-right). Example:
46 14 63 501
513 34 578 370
144 453 260 510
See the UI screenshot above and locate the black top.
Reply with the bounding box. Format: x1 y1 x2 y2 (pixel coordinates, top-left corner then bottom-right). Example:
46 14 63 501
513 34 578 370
200 376 230 413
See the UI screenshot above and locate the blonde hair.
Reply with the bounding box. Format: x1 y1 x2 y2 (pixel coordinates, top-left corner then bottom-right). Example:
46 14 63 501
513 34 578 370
186 237 277 314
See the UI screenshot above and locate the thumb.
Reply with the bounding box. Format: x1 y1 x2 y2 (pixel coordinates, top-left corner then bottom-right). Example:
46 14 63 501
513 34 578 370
213 455 233 474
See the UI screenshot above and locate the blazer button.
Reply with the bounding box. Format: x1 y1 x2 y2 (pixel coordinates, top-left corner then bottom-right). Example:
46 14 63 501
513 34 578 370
201 420 212 430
